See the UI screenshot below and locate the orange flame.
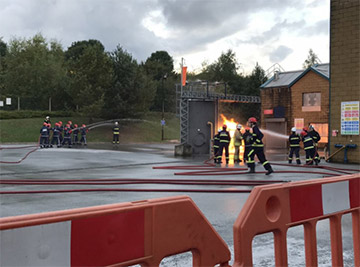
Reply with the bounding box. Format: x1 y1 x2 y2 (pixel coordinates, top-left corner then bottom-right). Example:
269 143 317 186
218 114 245 162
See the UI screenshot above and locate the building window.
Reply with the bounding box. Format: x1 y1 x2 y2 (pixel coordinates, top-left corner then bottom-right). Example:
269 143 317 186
302 92 321 111
310 123 328 143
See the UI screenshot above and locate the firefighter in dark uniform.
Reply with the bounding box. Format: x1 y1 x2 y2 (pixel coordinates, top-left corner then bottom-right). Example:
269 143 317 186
288 127 301 164
51 122 61 148
40 122 49 148
80 124 88 146
301 130 316 165
247 117 274 175
242 127 252 164
113 122 120 144
62 124 72 148
219 125 231 164
73 124 80 145
213 128 221 163
308 125 321 164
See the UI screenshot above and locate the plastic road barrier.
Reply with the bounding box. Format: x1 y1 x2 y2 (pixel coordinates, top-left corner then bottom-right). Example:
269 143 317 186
233 173 360 267
0 196 230 267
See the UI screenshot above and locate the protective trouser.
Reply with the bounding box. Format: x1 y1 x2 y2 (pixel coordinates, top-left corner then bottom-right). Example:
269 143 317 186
113 134 119 144
289 147 301 164
313 143 320 164
219 143 229 163
305 147 316 165
51 136 61 147
234 145 242 162
40 136 49 148
247 146 272 172
62 137 72 147
243 146 251 163
80 136 87 145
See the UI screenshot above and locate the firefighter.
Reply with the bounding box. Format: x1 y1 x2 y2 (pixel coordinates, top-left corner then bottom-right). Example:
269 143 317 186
51 123 61 148
62 124 72 148
246 117 274 175
58 121 64 145
219 124 231 164
242 127 253 164
113 122 120 144
288 127 301 164
39 122 49 148
80 124 88 146
44 116 51 124
301 130 316 165
73 124 80 145
308 125 321 164
213 128 221 163
234 124 243 163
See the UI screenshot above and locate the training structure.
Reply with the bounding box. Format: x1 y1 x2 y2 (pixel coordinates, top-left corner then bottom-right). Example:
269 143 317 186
175 81 260 156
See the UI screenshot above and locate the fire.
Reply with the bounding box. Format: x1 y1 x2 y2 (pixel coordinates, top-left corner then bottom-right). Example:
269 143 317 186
218 114 245 162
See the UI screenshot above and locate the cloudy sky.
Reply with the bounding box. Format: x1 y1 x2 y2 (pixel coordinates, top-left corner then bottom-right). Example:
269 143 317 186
0 0 330 74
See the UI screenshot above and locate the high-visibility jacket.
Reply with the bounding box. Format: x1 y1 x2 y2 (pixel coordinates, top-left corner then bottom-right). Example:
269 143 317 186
308 130 321 144
213 133 220 149
113 126 120 135
234 129 242 146
219 130 230 145
289 133 301 147
243 131 253 147
302 134 314 150
251 125 264 147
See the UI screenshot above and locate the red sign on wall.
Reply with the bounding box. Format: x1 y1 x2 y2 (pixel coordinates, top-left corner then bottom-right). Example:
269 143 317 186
263 109 273 115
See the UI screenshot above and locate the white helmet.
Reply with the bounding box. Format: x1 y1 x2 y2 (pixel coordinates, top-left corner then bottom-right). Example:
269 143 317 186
46 116 50 120
237 124 242 129
309 124 314 130
218 128 222 132
291 127 296 132
115 122 118 125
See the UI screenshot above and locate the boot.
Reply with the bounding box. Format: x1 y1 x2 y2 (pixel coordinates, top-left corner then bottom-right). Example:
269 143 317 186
248 166 255 173
265 168 274 175
296 160 301 164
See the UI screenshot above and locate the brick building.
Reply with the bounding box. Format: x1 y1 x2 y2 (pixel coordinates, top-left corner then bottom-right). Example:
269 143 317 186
329 0 360 164
260 64 329 149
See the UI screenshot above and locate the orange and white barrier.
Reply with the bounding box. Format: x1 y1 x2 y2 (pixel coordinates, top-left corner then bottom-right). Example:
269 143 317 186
0 196 230 267
233 173 360 267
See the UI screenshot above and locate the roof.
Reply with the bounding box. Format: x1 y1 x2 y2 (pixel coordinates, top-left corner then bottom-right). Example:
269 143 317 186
260 63 329 89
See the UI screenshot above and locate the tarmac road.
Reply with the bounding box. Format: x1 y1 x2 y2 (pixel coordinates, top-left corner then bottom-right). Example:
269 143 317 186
0 143 359 266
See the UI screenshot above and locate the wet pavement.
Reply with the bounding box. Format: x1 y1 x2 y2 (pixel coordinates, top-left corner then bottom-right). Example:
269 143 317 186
0 143 359 266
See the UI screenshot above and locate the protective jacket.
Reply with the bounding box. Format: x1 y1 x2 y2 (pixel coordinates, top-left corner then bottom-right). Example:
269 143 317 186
289 133 301 147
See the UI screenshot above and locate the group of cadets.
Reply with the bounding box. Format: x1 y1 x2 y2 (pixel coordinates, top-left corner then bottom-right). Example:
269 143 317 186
213 117 274 175
213 117 322 174
288 125 321 165
40 116 88 148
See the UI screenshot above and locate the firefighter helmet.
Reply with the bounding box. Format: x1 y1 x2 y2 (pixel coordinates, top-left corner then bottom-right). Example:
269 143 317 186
82 124 86 127
291 127 297 132
68 121 72 124
74 124 78 128
309 124 314 130
59 121 63 125
46 116 50 120
222 124 227 129
218 128 222 132
237 124 242 129
248 117 257 123
303 127 308 132
115 122 118 125
301 131 307 136
245 127 250 131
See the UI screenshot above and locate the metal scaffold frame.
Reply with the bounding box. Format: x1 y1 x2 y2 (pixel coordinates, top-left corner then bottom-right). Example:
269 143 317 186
176 81 261 145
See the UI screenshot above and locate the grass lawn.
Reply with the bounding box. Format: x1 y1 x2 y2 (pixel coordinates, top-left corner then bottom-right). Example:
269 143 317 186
0 112 180 144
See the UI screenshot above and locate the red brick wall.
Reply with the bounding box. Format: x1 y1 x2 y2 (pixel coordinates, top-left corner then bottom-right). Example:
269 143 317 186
291 71 329 129
329 0 360 163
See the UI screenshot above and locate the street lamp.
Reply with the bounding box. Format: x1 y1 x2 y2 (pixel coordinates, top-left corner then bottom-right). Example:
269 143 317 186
161 73 167 141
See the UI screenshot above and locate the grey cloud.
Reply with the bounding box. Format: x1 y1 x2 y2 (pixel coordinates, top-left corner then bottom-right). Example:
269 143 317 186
269 45 293 62
235 19 305 46
0 0 316 62
299 19 329 36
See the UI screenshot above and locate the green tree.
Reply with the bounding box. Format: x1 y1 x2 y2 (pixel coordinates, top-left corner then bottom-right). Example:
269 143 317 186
0 38 7 95
65 39 112 117
3 34 68 110
102 46 156 119
144 51 175 112
303 49 321 69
